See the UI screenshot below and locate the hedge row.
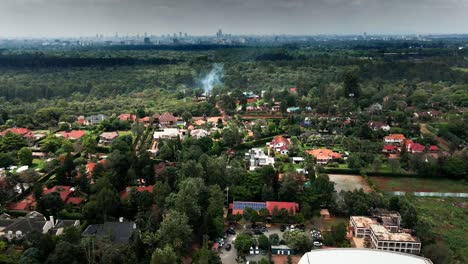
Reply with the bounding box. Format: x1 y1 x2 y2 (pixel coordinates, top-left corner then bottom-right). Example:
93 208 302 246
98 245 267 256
323 168 418 178
231 135 280 151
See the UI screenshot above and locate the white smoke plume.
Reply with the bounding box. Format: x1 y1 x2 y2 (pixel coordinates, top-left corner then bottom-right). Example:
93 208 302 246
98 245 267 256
201 63 224 95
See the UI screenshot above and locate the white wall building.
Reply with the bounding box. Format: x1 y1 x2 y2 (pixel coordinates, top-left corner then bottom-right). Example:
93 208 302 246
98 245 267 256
369 224 422 254
245 148 275 171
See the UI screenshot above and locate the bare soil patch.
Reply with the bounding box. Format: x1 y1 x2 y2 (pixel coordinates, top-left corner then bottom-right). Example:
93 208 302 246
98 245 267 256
328 174 372 193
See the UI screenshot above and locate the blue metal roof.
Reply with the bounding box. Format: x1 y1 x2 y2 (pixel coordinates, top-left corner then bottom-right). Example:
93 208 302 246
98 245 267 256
233 201 266 211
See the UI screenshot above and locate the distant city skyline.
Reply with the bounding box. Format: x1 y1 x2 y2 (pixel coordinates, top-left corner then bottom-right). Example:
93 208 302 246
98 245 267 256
0 0 467 38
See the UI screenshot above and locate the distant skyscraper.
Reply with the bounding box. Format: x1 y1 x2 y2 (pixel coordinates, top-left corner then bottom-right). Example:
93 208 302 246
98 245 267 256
216 29 223 39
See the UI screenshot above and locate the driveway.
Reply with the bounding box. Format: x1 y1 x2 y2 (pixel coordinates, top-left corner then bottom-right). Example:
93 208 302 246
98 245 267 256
221 224 287 264
220 234 238 264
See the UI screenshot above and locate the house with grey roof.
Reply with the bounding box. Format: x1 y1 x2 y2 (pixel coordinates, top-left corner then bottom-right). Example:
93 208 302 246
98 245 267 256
82 220 137 244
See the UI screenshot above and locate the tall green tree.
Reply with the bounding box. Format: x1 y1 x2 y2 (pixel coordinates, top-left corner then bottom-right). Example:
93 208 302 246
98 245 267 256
17 147 33 166
156 210 192 254
150 245 181 264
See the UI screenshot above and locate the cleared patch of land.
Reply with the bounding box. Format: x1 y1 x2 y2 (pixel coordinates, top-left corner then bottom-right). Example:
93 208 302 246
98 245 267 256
413 197 468 263
328 174 371 193
370 177 468 193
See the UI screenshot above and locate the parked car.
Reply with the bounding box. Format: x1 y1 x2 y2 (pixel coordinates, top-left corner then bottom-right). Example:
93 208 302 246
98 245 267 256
313 241 323 247
290 225 296 232
227 227 236 235
249 247 254 255
280 225 286 232
261 249 267 255
225 244 232 251
255 246 260 255
254 229 263 235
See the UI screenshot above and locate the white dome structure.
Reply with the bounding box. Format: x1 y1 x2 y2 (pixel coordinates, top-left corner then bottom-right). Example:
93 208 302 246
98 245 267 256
298 249 433 264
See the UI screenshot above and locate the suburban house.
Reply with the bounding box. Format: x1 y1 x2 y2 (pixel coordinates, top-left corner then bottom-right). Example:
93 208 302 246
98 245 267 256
0 211 80 240
266 136 291 155
139 116 151 125
305 149 343 165
119 185 154 200
414 110 443 119
384 134 406 144
271 102 281 112
368 121 391 131
56 130 86 140
154 112 178 126
230 201 299 216
245 148 275 171
190 129 210 139
118 114 137 122
349 212 421 254
82 220 137 244
153 128 181 140
366 103 383 113
428 145 439 152
78 114 107 126
405 140 425 153
99 131 119 145
382 145 398 154
7 186 86 211
0 128 35 139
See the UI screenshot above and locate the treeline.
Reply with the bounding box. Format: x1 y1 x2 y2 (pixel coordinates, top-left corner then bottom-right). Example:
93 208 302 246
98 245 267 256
0 53 176 68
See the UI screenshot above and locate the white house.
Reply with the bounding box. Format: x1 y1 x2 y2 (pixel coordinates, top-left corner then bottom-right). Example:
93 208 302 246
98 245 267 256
245 148 275 171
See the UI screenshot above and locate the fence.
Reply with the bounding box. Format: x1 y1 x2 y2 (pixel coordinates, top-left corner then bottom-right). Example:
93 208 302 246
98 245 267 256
388 191 468 198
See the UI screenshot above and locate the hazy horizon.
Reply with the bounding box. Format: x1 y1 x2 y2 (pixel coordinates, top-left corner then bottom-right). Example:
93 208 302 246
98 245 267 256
1 0 467 38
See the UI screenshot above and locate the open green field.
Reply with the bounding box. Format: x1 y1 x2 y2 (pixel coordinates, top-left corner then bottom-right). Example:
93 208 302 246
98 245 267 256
371 177 468 193
413 197 468 263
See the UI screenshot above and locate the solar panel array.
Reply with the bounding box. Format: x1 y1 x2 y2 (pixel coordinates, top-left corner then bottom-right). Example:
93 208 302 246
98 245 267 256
233 201 266 211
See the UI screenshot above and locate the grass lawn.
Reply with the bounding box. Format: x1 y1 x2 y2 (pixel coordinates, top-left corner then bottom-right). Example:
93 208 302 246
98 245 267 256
413 197 468 263
370 177 468 193
32 159 46 170
118 130 133 137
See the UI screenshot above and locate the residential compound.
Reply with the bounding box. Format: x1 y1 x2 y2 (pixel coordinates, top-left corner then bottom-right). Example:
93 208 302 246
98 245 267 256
349 212 422 254
245 148 275 171
266 136 290 155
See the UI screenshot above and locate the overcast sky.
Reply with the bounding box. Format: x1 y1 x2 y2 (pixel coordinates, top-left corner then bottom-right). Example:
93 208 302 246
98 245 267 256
0 0 467 37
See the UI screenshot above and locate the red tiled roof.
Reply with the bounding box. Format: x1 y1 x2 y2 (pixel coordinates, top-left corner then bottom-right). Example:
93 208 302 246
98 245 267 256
384 134 406 141
429 145 439 152
119 114 137 121
57 130 86 140
306 149 342 160
411 143 425 152
7 194 36 211
0 128 34 138
140 116 151 122
247 98 258 103
266 201 299 215
157 112 177 123
119 185 154 199
86 162 97 173
405 139 414 147
383 145 397 151
271 136 289 146
43 186 72 201
66 197 85 205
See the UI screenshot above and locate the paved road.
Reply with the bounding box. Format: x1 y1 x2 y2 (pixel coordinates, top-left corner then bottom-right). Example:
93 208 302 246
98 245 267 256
220 234 238 264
